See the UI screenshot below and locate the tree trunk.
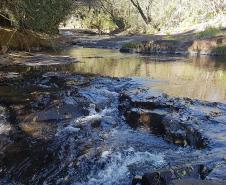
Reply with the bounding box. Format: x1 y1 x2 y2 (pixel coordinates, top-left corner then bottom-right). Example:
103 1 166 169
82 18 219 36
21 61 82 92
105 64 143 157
130 0 151 24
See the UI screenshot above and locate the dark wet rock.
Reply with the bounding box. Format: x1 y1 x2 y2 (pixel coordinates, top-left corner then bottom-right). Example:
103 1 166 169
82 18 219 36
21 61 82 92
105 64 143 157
24 103 89 122
119 88 226 149
120 48 135 53
161 115 207 148
132 164 226 185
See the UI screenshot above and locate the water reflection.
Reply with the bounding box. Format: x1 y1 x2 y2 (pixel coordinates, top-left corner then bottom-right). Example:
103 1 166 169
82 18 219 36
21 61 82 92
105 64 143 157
64 48 226 102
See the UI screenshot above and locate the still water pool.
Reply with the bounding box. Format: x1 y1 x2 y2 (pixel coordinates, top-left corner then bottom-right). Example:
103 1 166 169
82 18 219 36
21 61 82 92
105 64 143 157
63 47 226 103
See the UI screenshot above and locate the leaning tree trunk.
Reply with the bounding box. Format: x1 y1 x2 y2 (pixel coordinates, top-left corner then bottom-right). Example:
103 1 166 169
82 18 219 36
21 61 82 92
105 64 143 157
130 0 151 25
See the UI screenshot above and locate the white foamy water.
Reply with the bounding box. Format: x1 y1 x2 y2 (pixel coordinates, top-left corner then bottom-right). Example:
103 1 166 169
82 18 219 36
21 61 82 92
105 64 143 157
0 106 11 135
56 103 116 136
0 124 11 135
74 105 115 125
75 148 165 185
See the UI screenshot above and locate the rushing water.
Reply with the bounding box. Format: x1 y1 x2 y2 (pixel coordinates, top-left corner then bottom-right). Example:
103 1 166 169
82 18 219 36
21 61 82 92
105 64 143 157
0 48 226 185
62 48 226 103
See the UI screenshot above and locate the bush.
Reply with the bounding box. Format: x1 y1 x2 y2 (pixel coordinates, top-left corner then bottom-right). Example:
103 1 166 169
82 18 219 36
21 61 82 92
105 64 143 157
196 27 221 39
212 44 226 55
2 0 75 34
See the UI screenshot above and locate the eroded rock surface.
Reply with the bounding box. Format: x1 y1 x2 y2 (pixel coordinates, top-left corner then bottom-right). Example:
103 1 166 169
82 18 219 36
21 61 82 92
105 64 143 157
119 88 226 149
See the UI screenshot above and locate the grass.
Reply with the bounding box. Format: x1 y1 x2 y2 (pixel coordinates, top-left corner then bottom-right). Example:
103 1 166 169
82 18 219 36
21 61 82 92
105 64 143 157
122 42 140 49
211 44 226 55
196 27 222 39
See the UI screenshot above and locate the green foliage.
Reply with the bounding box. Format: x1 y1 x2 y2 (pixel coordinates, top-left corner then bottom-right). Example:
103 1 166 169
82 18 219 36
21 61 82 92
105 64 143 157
78 9 117 32
122 42 140 49
112 16 126 30
69 0 225 34
196 27 222 39
2 0 75 33
2 0 224 35
212 44 226 55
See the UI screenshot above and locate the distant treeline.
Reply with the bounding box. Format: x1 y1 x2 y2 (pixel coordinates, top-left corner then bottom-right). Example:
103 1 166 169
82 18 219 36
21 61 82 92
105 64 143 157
0 0 225 34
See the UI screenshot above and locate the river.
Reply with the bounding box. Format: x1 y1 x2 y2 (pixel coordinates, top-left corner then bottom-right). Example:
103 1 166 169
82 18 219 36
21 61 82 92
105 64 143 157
63 48 226 103
0 47 225 185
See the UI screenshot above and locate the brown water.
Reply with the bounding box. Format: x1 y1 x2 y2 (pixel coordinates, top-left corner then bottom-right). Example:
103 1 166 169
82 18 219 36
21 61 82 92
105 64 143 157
63 48 226 103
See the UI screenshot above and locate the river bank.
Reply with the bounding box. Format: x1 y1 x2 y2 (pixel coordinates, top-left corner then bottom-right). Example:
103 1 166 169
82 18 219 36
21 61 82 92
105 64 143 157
59 29 226 56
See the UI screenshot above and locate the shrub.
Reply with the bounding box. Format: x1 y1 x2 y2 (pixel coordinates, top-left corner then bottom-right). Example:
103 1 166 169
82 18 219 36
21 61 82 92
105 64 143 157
122 42 140 49
2 0 75 34
196 27 221 39
211 44 226 55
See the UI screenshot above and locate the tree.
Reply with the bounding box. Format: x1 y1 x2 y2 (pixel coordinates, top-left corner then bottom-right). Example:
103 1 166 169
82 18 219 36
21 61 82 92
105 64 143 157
0 0 75 33
130 0 152 25
99 0 127 31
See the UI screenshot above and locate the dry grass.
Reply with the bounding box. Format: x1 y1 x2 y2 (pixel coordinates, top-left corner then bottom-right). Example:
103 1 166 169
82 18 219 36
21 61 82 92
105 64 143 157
0 27 56 51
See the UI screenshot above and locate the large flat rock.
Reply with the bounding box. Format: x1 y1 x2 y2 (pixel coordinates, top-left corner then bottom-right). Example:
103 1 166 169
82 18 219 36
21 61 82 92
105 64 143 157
0 52 77 67
120 88 226 149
